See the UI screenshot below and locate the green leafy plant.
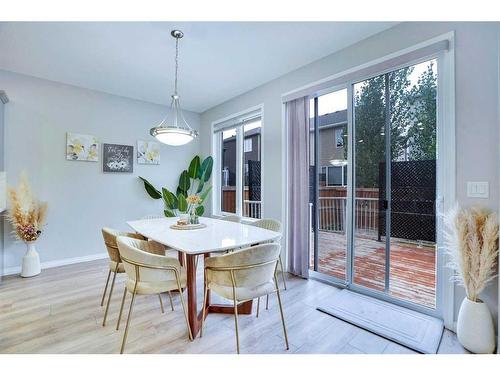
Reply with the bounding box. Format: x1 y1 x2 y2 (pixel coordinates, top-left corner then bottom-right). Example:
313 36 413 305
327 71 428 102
139 155 213 218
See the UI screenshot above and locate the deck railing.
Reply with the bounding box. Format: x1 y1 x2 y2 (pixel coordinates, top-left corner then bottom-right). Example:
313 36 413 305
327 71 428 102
317 197 378 234
243 200 261 219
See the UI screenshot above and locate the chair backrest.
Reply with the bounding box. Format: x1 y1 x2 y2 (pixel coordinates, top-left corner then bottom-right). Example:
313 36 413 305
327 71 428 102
141 214 163 220
220 215 241 223
116 236 181 285
101 228 144 263
205 243 280 288
250 218 281 233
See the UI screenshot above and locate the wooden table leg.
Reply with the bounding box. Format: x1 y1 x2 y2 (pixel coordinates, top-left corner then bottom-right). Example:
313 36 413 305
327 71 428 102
186 254 201 338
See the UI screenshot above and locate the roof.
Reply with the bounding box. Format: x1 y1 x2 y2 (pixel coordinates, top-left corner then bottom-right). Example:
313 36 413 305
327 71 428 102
310 109 347 130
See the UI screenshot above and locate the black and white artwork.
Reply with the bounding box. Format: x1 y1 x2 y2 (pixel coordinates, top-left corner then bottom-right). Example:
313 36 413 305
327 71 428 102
102 143 134 173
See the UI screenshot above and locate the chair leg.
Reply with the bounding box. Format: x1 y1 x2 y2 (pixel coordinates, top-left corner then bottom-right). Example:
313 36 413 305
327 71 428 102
176 277 193 341
200 283 208 338
278 256 287 290
256 297 260 318
266 294 269 310
102 267 119 326
100 270 112 306
274 277 289 350
233 296 240 354
168 291 174 311
116 287 127 331
120 289 137 354
158 294 164 314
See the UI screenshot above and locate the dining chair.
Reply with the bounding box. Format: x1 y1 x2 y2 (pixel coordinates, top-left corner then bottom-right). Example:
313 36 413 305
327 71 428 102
220 215 241 223
200 243 289 354
141 214 183 271
115 236 193 354
248 219 286 314
101 228 159 327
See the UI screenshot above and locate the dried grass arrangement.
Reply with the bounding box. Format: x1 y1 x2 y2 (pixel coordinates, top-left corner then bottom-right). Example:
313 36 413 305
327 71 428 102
444 205 499 302
6 173 48 243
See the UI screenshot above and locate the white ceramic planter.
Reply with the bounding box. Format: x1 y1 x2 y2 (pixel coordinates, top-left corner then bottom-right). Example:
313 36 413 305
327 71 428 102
457 297 496 354
21 241 41 278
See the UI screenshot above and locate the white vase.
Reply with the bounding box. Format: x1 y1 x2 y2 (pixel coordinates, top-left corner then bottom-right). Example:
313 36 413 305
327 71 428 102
457 297 496 353
21 241 41 278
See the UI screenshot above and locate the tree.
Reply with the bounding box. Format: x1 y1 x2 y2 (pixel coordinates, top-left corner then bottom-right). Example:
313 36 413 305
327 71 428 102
406 62 437 160
353 66 414 188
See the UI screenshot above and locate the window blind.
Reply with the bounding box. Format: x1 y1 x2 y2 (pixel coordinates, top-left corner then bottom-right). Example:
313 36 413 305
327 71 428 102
213 109 262 133
282 39 449 103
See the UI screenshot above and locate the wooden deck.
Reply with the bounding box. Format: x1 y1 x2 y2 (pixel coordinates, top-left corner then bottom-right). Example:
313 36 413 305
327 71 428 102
313 231 436 308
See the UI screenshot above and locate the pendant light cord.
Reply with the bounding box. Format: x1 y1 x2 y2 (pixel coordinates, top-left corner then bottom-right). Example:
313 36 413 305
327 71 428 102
174 36 179 95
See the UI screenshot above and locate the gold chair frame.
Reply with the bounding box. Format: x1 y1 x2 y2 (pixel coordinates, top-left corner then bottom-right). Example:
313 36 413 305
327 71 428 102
117 256 193 354
100 240 175 326
200 258 289 354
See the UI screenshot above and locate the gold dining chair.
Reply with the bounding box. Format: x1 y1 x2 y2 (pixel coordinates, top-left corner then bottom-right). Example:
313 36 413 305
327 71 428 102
200 243 289 354
101 228 152 326
248 219 286 314
116 236 193 354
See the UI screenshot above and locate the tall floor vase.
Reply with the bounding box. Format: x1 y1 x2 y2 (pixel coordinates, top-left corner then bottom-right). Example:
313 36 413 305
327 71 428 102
457 297 496 354
21 241 41 277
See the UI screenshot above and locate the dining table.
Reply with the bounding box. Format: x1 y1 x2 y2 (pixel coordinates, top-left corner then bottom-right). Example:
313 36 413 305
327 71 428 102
127 216 281 338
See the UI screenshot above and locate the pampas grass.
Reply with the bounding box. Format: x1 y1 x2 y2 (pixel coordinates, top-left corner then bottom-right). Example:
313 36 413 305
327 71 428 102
444 205 499 302
6 172 48 243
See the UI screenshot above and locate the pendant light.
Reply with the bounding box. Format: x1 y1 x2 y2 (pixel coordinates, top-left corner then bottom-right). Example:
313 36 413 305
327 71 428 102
150 30 198 146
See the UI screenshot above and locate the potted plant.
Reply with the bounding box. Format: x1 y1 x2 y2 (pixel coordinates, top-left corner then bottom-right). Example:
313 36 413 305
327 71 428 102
444 205 498 353
6 173 48 277
139 155 213 224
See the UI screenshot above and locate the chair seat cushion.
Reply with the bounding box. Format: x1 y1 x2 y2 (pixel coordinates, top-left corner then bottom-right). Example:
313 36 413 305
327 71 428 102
126 268 187 295
209 280 275 301
109 260 125 273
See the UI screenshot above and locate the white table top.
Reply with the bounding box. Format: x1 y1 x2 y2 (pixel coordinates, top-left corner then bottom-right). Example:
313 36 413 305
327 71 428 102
127 217 281 255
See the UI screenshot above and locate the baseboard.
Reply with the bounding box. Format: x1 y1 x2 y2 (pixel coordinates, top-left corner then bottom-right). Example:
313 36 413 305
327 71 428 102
2 252 108 276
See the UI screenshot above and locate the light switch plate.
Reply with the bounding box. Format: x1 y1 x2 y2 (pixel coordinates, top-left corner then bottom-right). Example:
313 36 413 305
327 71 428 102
467 181 489 198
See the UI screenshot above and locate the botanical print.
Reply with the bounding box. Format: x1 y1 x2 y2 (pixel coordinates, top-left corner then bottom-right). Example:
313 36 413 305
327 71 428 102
66 133 99 161
102 143 134 173
137 140 160 165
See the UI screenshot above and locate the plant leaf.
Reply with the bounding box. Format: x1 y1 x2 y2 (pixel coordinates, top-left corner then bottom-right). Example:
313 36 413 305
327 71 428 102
178 170 190 192
164 209 176 217
176 186 187 198
139 177 162 199
196 179 205 194
195 205 205 216
162 187 178 209
200 156 214 182
199 186 212 204
188 155 201 179
177 193 188 212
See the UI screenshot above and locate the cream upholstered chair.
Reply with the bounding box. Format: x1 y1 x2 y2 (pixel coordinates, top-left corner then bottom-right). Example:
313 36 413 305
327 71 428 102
101 228 153 326
116 236 192 354
220 215 241 223
200 243 289 354
248 219 286 314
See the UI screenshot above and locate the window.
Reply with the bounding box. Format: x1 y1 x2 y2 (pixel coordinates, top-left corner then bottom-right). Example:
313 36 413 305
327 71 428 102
244 138 252 153
213 108 262 219
321 165 347 187
335 128 344 148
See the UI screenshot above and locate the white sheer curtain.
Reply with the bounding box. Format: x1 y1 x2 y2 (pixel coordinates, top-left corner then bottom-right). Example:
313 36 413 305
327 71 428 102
286 96 310 278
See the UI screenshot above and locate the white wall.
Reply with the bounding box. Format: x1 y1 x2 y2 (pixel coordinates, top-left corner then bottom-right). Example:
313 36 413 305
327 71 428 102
0 70 201 273
200 22 500 328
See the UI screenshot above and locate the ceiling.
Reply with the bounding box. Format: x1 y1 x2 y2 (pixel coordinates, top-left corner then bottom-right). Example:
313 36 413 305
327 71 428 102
0 22 396 113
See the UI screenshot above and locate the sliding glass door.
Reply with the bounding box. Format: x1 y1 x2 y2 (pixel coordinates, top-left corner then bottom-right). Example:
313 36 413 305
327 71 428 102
309 58 438 311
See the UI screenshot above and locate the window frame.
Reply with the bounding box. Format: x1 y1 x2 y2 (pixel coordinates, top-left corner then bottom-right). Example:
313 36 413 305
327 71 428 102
211 105 264 219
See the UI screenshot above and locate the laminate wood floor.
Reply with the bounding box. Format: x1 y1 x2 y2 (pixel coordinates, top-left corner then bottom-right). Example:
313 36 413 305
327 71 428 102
0 259 468 354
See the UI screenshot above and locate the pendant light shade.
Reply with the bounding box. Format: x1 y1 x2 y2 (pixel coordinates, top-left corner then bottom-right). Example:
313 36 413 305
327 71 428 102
150 30 198 146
